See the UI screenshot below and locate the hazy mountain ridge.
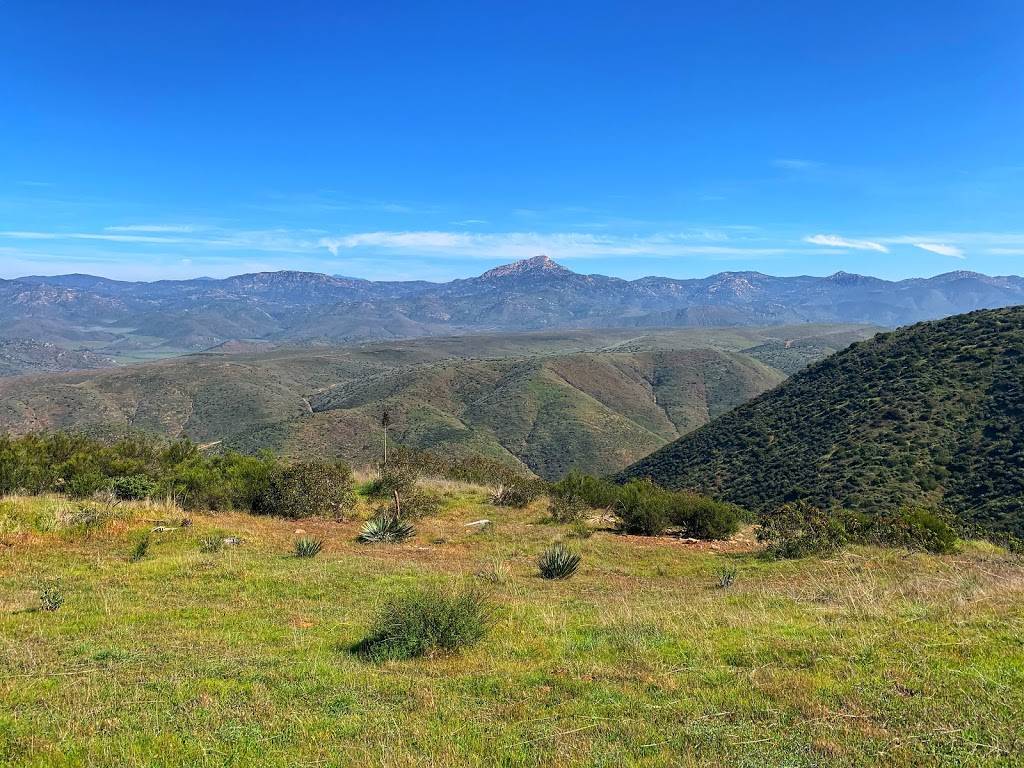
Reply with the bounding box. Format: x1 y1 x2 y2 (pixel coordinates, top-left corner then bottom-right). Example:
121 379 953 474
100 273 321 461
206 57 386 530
618 306 1024 536
2 256 1021 367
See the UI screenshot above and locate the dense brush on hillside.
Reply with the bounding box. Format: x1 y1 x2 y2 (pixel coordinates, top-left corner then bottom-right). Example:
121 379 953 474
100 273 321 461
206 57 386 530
619 306 1024 536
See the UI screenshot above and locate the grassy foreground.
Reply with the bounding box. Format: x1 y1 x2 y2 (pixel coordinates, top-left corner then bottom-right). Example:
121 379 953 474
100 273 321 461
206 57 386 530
1 488 1023 767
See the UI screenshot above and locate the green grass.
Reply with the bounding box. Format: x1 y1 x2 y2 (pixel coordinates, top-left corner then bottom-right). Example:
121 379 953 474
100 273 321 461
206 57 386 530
1 492 1022 766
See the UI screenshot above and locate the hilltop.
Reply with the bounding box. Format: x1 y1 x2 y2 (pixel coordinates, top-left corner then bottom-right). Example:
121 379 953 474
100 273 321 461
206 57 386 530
0 324 875 479
619 306 1024 536
2 257 1022 369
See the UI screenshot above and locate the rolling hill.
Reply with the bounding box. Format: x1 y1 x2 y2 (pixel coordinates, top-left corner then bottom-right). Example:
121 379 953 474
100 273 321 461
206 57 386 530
619 306 1024 536
0 324 875 479
3 256 1022 365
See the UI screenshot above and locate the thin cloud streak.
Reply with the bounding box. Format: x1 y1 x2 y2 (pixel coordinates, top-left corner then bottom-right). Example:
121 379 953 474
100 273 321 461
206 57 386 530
804 234 889 253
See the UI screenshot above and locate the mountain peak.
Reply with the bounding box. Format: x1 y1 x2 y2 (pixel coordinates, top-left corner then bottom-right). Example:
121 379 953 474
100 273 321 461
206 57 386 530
479 255 572 280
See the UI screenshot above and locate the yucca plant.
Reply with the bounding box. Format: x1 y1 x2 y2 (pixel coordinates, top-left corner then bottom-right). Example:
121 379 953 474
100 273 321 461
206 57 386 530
715 566 738 589
538 543 581 580
129 533 151 563
358 513 415 544
199 535 223 553
294 536 324 558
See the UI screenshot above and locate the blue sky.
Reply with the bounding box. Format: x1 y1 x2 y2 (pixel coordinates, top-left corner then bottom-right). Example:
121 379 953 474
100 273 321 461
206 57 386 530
2 0 1023 282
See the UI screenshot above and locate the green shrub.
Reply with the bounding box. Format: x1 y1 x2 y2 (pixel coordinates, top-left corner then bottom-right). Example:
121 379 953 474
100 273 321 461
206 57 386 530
615 480 672 535
358 513 415 544
366 463 419 499
65 471 107 500
293 536 324 558
538 543 581 579
112 474 158 501
862 505 959 554
548 493 589 523
758 501 849 559
552 471 619 509
670 493 744 540
392 488 444 520
256 461 355 519
354 584 492 661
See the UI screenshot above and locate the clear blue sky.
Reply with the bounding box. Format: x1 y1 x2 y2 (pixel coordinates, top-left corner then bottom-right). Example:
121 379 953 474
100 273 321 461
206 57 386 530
2 0 1023 282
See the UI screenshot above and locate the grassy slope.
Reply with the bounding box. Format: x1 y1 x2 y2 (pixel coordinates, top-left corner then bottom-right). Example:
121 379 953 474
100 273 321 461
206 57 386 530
620 307 1024 536
0 326 876 480
1 492 1023 767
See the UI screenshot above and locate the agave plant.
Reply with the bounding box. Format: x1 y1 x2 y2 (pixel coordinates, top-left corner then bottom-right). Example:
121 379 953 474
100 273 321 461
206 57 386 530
538 543 581 580
358 513 415 544
294 536 324 558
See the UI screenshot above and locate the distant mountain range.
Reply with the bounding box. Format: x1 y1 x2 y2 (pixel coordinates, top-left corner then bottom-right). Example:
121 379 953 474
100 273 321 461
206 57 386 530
2 255 1023 369
619 306 1024 537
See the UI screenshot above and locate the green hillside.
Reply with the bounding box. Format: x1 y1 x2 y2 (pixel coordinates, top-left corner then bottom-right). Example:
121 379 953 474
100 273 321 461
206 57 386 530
0 325 874 479
619 306 1024 536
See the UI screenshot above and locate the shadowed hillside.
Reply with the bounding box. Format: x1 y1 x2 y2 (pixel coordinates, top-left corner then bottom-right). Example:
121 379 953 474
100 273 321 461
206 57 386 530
619 306 1024 536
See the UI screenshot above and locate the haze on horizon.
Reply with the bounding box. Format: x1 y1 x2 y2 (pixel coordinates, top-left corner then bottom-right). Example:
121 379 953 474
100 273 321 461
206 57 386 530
2 1 1023 283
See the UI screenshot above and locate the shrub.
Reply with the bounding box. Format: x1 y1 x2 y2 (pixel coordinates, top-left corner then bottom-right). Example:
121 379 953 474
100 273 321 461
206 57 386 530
112 474 158 501
354 584 492 661
490 481 546 508
129 533 151 563
615 480 671 535
538 543 581 579
256 461 356 519
358 513 415 544
366 463 419 499
65 471 107 500
548 493 589 523
758 501 849 559
552 471 619 509
294 536 324 558
670 494 744 540
862 505 959 554
198 535 223 553
391 488 444 520
38 581 64 612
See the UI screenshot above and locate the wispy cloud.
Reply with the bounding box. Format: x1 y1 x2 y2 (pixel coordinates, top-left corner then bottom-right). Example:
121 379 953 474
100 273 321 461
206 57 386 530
318 230 787 260
804 234 889 253
104 224 198 233
912 242 965 259
773 158 822 170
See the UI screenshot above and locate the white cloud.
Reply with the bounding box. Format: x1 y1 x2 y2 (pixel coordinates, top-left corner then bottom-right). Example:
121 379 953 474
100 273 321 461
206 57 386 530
105 224 197 233
318 230 786 260
803 234 889 253
912 242 965 259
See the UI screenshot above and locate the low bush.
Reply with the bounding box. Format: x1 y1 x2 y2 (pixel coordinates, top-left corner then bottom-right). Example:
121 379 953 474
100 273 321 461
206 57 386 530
615 480 672 535
112 474 158 501
490 481 546 508
365 463 419 499
293 536 324 558
551 471 619 509
354 584 492 661
538 543 581 579
860 505 959 554
256 461 356 519
548 493 589 523
671 493 745 540
758 500 848 559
